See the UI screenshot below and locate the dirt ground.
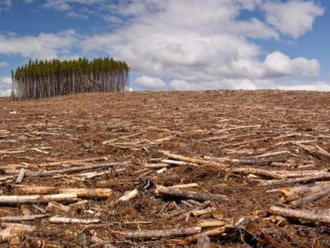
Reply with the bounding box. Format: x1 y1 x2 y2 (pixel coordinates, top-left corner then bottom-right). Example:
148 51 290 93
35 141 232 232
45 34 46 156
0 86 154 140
0 90 329 247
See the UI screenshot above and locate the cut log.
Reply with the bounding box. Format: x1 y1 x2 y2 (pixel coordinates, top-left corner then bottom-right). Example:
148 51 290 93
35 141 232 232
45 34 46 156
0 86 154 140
276 182 330 202
290 189 330 207
15 169 25 184
168 183 199 189
115 227 201 239
15 185 112 198
197 220 226 228
49 217 100 224
180 227 225 245
0 214 48 222
28 162 130 177
159 150 226 168
262 173 330 187
118 189 139 202
46 202 70 213
0 193 79 205
269 206 330 224
228 167 283 179
155 185 227 203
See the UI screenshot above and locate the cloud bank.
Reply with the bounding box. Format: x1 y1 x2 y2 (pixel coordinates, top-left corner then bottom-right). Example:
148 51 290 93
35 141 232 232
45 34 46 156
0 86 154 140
0 0 328 95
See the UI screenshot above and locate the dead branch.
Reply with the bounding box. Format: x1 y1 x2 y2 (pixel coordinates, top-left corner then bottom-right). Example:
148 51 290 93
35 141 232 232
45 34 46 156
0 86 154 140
155 185 227 203
228 167 283 179
115 226 201 239
269 206 330 224
179 227 226 245
262 173 330 187
0 193 79 205
15 169 25 184
15 185 112 198
27 161 130 177
49 217 100 224
290 188 330 207
159 150 226 167
0 214 48 222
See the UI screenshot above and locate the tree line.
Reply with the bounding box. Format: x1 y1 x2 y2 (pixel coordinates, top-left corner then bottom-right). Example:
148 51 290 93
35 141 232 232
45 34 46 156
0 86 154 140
11 57 129 100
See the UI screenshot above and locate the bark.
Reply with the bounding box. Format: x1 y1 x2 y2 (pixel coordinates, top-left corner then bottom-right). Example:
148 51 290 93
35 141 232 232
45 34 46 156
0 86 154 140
155 185 227 203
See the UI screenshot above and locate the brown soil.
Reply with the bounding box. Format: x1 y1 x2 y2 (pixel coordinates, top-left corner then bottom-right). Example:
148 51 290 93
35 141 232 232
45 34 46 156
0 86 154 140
0 90 329 247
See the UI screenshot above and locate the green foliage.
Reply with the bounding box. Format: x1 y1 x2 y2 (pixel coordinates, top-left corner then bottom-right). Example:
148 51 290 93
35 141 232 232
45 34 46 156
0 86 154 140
12 57 129 100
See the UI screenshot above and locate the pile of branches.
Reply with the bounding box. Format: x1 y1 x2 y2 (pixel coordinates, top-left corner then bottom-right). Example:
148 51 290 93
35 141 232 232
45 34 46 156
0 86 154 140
11 57 129 100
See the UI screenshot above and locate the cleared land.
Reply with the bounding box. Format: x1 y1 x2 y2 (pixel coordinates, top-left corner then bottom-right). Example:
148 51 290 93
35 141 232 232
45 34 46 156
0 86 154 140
0 90 329 247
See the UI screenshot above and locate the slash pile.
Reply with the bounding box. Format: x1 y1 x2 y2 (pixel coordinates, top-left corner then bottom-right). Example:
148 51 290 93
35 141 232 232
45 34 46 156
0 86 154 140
0 90 329 247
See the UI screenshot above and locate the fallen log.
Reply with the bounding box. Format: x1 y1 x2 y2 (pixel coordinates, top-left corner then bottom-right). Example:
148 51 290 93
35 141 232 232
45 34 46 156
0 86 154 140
15 185 112 198
0 193 79 205
179 227 225 245
168 183 199 189
197 220 226 228
46 202 70 213
275 182 330 202
0 214 48 222
118 189 139 202
262 173 330 187
269 206 330 224
158 150 226 168
155 185 227 203
15 169 25 184
49 217 100 224
290 189 330 207
228 167 283 179
27 162 130 177
115 227 201 239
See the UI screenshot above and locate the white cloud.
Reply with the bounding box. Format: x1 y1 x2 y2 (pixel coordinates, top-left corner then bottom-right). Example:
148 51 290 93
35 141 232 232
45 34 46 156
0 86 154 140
264 51 320 78
134 76 167 90
277 81 330 91
81 0 321 91
0 30 77 59
0 76 12 97
264 0 324 38
0 0 325 92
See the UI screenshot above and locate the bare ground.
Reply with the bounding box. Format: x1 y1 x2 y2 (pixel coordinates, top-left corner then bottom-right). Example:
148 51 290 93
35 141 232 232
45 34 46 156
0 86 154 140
0 90 329 247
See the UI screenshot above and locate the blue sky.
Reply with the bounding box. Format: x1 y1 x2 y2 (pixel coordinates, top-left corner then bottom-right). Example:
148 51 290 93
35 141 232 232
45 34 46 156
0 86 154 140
1 0 330 95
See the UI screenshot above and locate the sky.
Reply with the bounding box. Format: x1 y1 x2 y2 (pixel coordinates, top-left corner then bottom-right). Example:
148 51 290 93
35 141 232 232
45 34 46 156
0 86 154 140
1 0 330 96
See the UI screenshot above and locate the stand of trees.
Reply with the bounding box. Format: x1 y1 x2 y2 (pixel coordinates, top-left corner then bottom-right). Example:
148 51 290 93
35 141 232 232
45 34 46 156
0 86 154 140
11 57 129 100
